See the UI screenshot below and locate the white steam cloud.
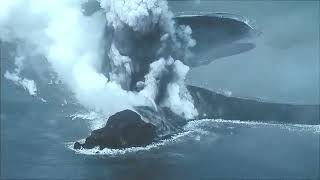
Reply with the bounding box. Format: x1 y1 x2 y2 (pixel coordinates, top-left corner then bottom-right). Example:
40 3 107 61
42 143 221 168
4 56 37 96
0 0 198 122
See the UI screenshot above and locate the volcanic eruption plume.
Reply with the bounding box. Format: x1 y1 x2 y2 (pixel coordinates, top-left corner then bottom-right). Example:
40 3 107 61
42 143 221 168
0 0 198 122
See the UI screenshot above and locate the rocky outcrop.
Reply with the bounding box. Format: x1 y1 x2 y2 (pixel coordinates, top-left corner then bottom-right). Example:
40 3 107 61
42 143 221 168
74 86 319 150
74 109 156 150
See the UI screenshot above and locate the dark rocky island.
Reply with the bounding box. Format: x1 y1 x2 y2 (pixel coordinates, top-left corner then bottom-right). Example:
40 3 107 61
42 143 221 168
73 12 319 150
74 85 319 150
74 109 157 150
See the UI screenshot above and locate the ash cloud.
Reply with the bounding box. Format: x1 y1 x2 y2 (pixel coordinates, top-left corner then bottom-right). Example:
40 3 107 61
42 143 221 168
0 0 198 122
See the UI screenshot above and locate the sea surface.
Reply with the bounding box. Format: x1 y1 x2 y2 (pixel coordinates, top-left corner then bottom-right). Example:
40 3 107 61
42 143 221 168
1 85 319 179
1 1 319 179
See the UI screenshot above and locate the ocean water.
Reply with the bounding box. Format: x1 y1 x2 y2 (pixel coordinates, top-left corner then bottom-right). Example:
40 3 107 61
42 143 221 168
1 1 320 179
1 74 319 179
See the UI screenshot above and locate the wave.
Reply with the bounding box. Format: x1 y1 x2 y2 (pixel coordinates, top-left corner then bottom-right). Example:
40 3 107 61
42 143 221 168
186 119 320 134
66 117 319 156
66 130 195 156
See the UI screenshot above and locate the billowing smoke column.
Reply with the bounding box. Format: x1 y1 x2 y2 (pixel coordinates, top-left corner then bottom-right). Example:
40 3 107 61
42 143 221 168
0 0 198 122
100 0 198 118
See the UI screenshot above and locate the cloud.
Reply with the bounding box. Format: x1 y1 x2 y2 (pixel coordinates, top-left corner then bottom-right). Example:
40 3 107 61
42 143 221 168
1 0 198 125
4 71 37 96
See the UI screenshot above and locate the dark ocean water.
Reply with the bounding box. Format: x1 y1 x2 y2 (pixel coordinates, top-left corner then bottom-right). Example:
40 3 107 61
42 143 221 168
1 1 320 179
1 73 319 179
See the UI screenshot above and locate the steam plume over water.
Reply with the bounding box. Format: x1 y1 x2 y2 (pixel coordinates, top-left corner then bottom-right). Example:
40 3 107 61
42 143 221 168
0 0 198 122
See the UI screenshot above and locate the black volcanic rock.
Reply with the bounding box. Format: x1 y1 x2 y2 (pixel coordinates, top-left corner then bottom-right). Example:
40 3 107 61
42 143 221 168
74 109 157 150
74 86 319 151
73 142 82 150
